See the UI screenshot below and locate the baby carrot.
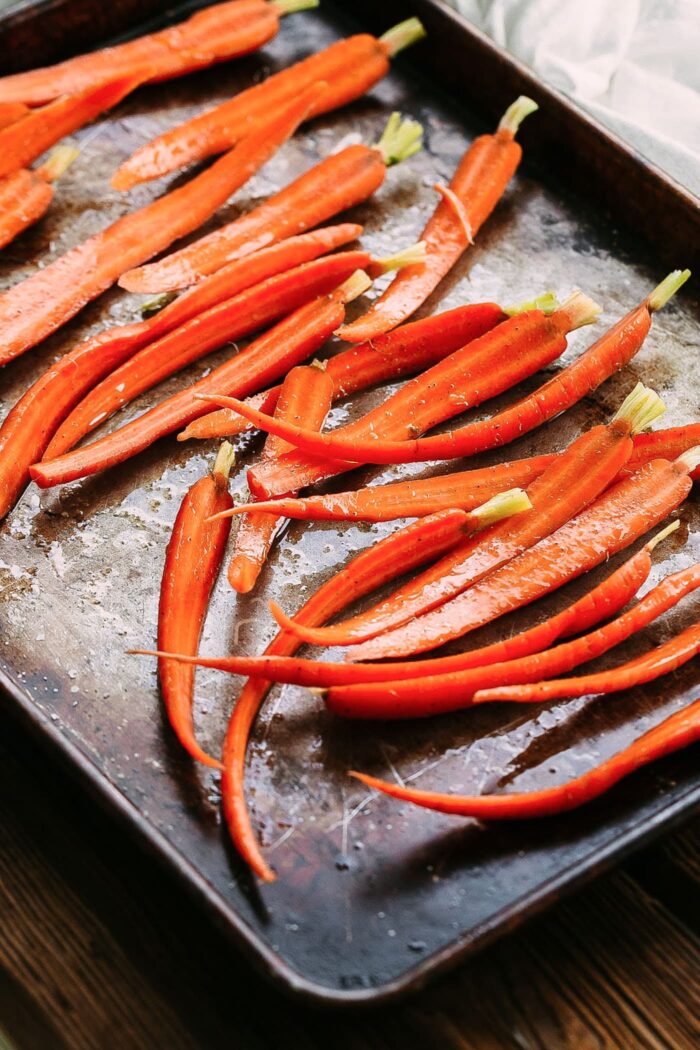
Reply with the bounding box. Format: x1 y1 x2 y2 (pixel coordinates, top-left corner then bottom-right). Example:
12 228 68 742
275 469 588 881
326 556 700 718
0 0 310 106
219 272 690 468
0 146 77 249
349 449 700 661
119 113 424 292
228 364 333 593
0 83 325 365
112 18 426 189
0 102 28 130
29 272 370 488
271 384 665 646
339 96 538 342
350 698 700 820
158 443 235 768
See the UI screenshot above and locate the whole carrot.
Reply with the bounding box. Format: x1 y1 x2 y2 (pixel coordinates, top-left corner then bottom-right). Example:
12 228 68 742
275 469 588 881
326 557 700 718
350 698 700 820
29 272 371 488
214 272 690 469
350 448 700 661
119 112 424 292
0 83 325 365
158 443 235 768
271 384 665 647
0 0 313 106
228 364 333 593
112 18 426 189
0 145 77 250
339 96 538 342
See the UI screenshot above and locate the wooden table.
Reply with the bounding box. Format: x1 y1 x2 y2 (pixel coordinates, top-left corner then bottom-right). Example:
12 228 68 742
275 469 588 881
2 708 699 1050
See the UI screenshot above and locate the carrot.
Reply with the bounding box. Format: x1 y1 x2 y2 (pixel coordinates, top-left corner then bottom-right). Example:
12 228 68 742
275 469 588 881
43 249 373 459
112 18 426 189
338 96 538 342
228 364 333 592
214 271 691 469
0 83 325 365
0 102 29 130
206 291 599 498
29 271 371 489
0 148 76 250
349 698 700 820
349 448 700 661
0 77 138 178
271 384 666 647
118 112 424 292
132 525 662 687
158 443 235 767
326 552 700 718
179 301 510 442
0 0 313 107
623 422 700 478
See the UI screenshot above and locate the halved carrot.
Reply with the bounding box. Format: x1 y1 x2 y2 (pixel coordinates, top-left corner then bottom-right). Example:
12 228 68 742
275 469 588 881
112 17 426 189
158 443 235 767
228 364 333 592
0 145 78 250
349 698 700 820
271 384 665 647
349 449 700 661
338 96 538 342
0 82 325 365
118 112 424 292
0 0 311 106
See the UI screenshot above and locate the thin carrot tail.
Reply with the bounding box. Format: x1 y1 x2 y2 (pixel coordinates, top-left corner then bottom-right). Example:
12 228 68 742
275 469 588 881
612 382 666 436
272 0 320 14
645 519 681 552
380 17 427 57
471 487 532 529
556 290 603 330
35 144 79 183
647 269 691 311
504 291 559 316
374 112 423 166
497 96 539 138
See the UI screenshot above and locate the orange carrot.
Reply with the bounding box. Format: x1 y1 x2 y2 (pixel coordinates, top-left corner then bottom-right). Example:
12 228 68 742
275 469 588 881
118 112 424 292
0 102 28 130
338 96 538 341
0 83 324 365
0 146 78 250
112 18 426 189
228 364 333 592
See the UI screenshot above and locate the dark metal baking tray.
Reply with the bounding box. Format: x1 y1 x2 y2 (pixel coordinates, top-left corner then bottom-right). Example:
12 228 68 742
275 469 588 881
1 0 699 1006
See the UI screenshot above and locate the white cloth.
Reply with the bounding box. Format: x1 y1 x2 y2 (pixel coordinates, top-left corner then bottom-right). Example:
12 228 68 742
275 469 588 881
450 0 700 196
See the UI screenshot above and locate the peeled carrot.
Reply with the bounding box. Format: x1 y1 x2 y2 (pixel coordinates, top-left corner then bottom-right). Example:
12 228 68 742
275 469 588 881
29 272 371 488
0 0 311 107
208 291 599 498
271 384 665 647
118 112 424 293
0 146 78 250
327 554 700 718
338 96 538 342
215 272 690 469
112 18 426 189
158 443 235 767
0 83 325 365
0 102 28 130
228 364 333 593
350 698 700 820
44 249 373 458
350 449 700 661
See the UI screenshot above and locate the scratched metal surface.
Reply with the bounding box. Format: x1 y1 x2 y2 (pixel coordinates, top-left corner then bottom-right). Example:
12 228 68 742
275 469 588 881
1 1 699 1003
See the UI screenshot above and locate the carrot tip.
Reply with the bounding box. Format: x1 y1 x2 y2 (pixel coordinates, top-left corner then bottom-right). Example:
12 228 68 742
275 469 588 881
379 17 427 57
375 111 423 166
648 269 691 311
140 291 177 318
498 95 539 137
504 290 559 317
272 0 319 15
646 518 681 552
612 382 666 435
213 441 236 482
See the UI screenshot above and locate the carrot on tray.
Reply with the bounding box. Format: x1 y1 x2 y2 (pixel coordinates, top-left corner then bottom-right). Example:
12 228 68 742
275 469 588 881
349 448 700 661
270 384 666 648
112 17 426 189
228 364 334 593
132 521 664 688
213 271 690 471
338 96 538 342
29 271 371 489
0 81 326 365
0 145 78 250
203 289 599 499
119 111 424 292
0 0 316 107
157 443 235 768
350 698 700 820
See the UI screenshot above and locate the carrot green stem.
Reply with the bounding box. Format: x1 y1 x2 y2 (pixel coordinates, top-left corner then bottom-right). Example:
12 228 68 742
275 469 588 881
612 382 666 435
140 291 177 318
471 487 532 528
375 112 423 166
379 17 427 57
647 269 691 312
338 269 372 303
504 291 559 317
374 241 427 274
497 95 539 137
675 444 700 474
557 290 602 330
272 0 320 16
646 518 680 551
213 440 236 483
37 144 79 182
